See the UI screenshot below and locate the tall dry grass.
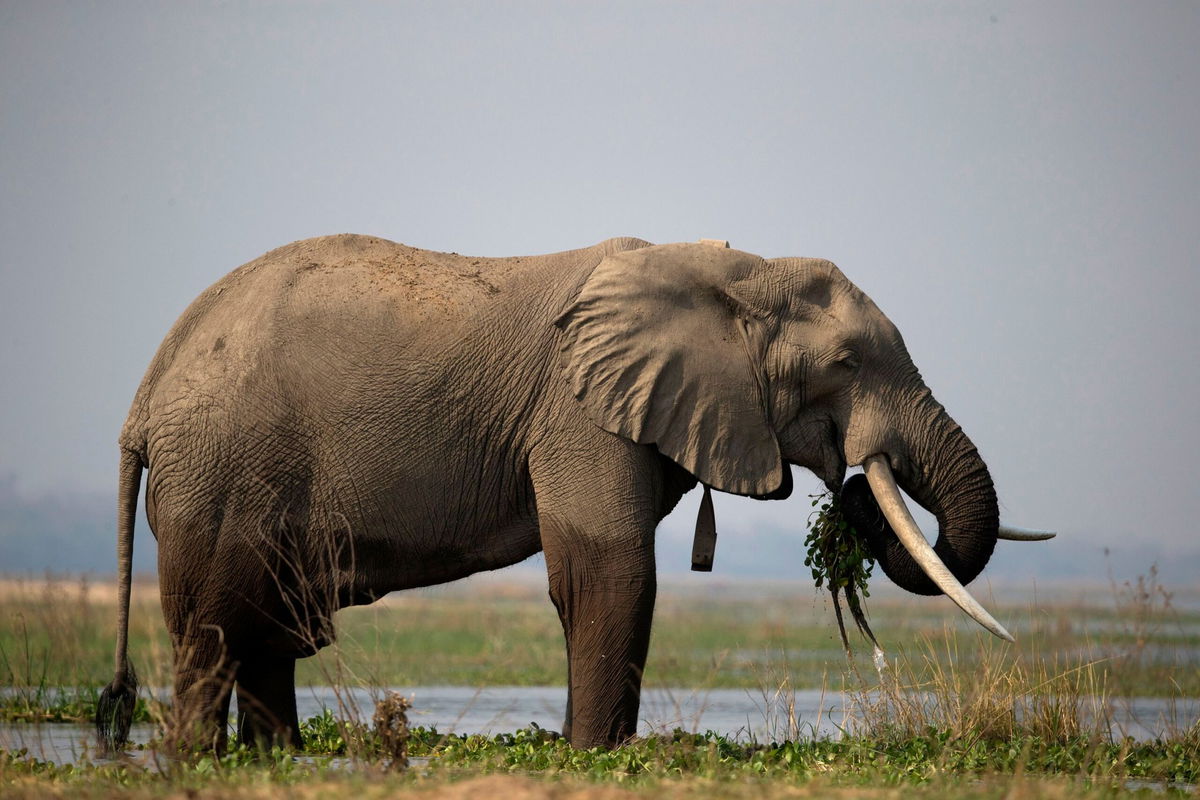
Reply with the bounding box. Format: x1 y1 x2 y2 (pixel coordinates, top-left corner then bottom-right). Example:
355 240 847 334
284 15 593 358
842 629 1111 745
831 565 1198 749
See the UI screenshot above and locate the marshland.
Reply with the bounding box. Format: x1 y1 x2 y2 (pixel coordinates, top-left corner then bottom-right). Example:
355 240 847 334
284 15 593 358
2 568 1198 797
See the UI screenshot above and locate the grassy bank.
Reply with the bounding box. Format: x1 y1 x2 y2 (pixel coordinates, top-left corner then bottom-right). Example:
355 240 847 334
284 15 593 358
2 722 1198 798
2 569 1197 718
2 570 1198 796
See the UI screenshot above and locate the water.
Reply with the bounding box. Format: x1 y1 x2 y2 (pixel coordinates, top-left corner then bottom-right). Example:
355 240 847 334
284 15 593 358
3 686 1197 766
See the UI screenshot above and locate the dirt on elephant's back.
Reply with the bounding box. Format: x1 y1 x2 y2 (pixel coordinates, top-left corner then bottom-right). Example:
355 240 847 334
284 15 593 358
276 234 523 326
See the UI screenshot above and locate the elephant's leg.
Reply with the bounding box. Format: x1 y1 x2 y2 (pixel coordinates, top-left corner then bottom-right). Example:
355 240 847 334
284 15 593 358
164 623 236 753
533 436 661 749
542 517 656 749
561 641 574 741
235 655 302 750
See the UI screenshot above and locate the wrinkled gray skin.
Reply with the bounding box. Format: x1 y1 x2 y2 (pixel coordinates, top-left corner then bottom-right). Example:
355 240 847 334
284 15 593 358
101 235 997 751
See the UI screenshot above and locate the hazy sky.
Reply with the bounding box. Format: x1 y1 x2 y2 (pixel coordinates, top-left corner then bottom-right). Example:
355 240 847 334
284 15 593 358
2 2 1198 573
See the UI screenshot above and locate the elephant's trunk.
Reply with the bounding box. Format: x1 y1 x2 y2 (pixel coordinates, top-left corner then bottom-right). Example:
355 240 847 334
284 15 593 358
842 400 998 596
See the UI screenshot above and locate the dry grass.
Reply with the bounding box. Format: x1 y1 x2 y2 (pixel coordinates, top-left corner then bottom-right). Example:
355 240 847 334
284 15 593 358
843 629 1112 745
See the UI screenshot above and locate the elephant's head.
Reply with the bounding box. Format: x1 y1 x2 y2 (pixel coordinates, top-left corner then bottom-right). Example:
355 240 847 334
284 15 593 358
557 242 1046 637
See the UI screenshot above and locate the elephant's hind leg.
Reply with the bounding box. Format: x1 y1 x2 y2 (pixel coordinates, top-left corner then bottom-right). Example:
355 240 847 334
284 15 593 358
235 655 302 750
162 597 236 753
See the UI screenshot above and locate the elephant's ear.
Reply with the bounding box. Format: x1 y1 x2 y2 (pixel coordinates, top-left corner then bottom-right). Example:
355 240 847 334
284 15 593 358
555 243 783 496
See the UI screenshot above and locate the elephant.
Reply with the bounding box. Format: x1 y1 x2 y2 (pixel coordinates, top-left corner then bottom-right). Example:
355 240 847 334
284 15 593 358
96 234 1049 753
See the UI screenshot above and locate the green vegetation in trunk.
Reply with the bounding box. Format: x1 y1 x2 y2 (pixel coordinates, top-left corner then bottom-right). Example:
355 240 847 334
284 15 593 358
804 492 878 655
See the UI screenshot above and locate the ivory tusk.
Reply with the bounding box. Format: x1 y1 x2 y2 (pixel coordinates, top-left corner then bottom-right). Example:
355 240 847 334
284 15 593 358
997 525 1056 541
862 455 1015 643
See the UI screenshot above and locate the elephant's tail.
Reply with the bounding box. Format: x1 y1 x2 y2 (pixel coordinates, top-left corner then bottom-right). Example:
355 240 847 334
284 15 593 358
95 447 143 754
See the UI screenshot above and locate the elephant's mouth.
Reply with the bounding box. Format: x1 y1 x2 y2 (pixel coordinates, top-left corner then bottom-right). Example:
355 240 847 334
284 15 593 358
780 417 846 495
820 454 848 495
753 452 844 502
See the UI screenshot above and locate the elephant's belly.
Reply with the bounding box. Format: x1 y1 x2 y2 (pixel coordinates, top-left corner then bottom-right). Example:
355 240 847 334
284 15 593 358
345 515 545 602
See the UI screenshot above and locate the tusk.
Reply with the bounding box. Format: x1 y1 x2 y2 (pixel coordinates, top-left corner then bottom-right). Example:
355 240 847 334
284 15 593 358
862 455 1014 642
998 524 1056 541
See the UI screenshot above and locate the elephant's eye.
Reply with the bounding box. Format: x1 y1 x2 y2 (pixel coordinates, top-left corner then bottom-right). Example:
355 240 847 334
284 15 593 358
833 352 861 372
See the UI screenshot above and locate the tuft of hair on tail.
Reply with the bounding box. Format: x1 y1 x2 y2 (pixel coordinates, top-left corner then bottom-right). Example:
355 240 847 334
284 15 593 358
96 664 139 755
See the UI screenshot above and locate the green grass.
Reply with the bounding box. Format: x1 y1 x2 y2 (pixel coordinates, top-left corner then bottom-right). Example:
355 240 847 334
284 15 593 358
416 727 1200 785
2 720 1198 798
284 711 1200 785
0 684 154 724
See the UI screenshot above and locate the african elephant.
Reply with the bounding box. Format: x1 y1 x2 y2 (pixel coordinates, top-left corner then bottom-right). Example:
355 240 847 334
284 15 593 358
96 235 1046 752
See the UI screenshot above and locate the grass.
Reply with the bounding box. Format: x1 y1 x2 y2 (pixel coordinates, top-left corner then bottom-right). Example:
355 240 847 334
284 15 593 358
417 727 1200 785
1 568 1199 797
2 569 1198 712
2 723 1198 797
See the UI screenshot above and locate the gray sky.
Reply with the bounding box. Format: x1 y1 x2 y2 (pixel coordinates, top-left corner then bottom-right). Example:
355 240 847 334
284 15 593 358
2 2 1198 575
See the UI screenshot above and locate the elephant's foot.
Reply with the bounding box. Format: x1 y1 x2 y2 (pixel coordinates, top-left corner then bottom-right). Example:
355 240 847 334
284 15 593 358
165 661 236 755
235 655 302 750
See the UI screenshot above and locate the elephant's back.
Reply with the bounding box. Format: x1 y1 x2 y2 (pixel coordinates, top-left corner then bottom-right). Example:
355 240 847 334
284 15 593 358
122 236 470 436
267 234 529 323
121 233 651 452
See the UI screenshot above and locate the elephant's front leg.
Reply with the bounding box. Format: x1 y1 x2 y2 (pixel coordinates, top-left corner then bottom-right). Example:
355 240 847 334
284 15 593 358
542 515 655 749
533 439 661 749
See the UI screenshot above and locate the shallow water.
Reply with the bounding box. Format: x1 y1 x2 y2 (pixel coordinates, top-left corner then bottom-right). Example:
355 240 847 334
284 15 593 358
3 686 1197 766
